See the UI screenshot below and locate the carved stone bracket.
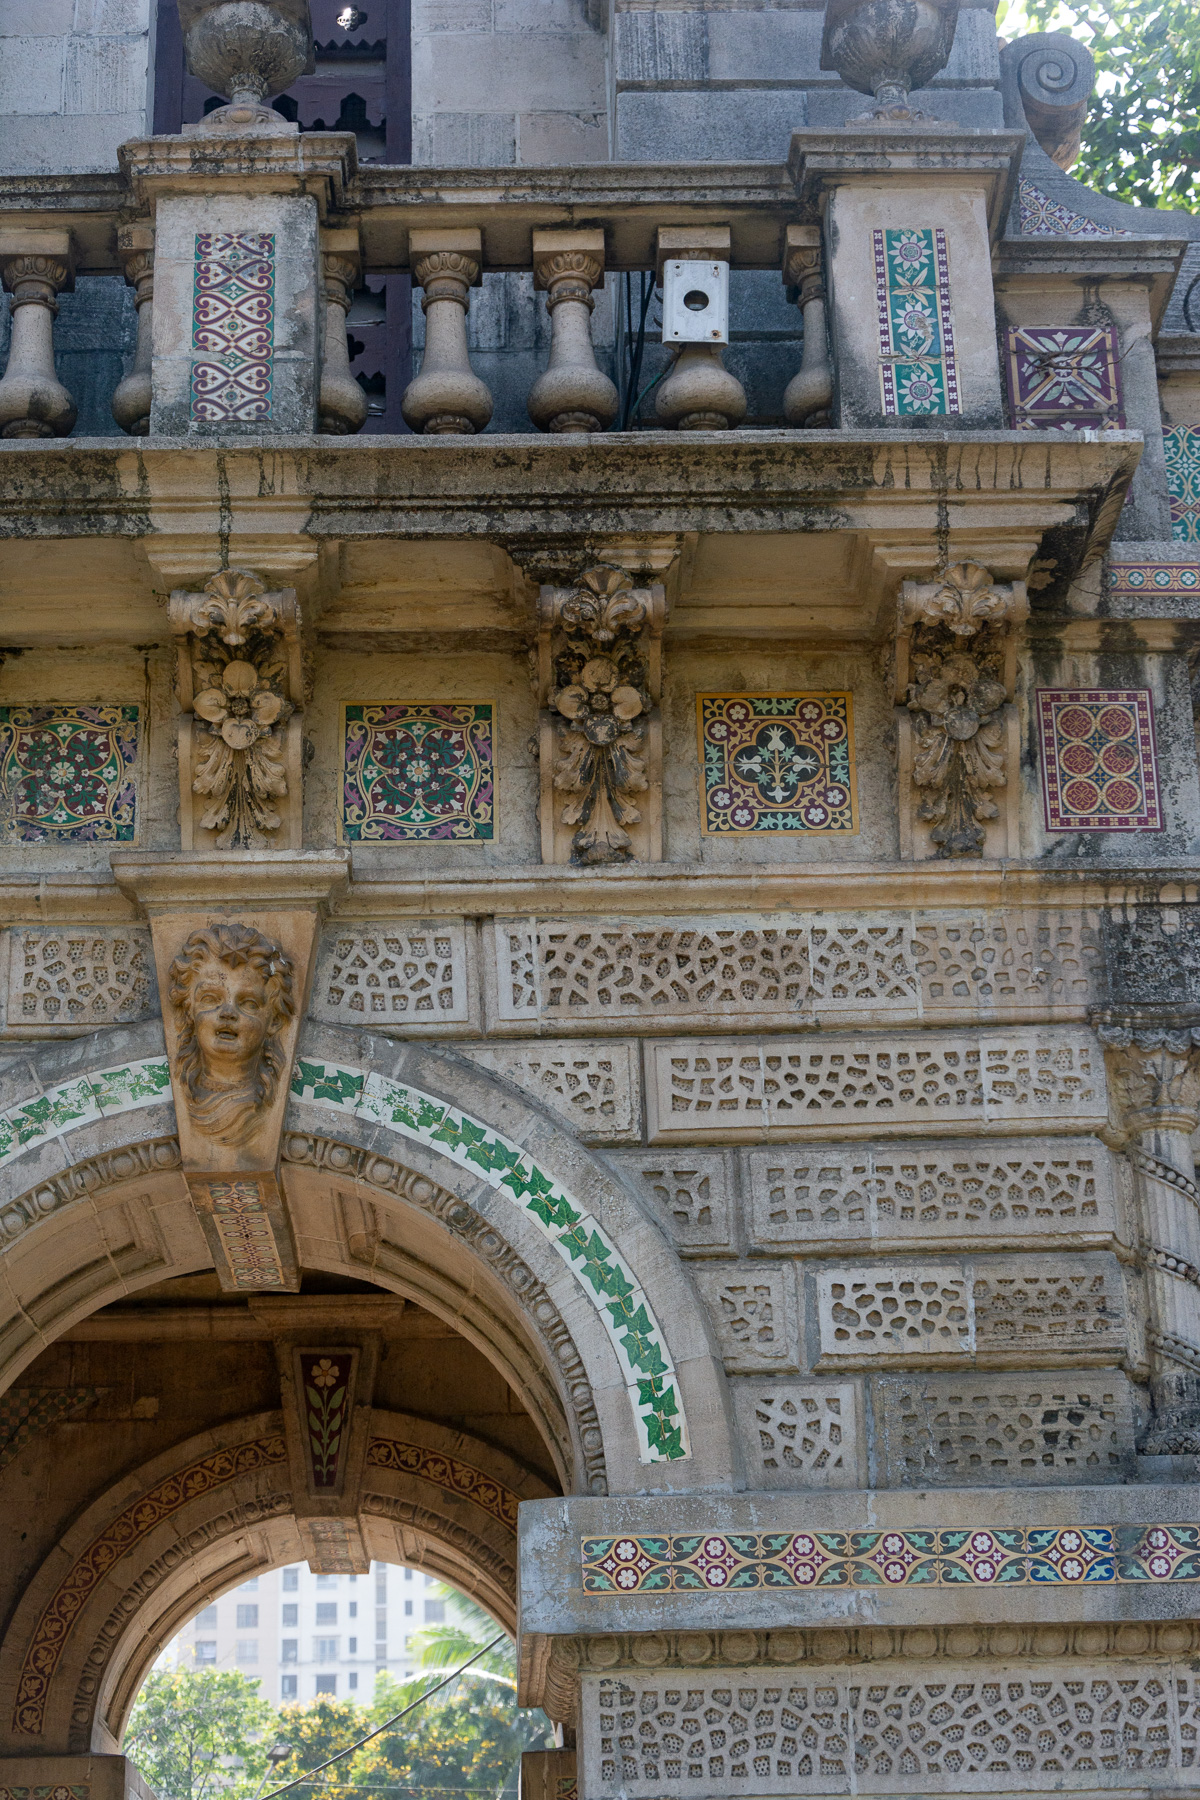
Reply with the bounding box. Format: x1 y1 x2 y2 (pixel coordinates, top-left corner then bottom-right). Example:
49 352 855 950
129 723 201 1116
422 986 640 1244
536 564 667 865
1094 1004 1200 1456
895 561 1028 859
169 567 305 852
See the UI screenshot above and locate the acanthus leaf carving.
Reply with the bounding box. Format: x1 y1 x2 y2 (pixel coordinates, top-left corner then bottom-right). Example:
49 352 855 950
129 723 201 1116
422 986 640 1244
170 568 304 850
897 563 1027 860
538 565 666 866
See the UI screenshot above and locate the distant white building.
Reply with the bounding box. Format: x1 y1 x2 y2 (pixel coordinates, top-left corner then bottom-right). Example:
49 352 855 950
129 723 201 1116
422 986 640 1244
163 1562 450 1703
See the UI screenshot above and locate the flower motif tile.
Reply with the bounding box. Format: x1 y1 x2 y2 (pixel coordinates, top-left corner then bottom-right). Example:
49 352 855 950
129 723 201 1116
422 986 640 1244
1165 426 1200 542
1017 179 1130 238
873 226 960 417
1108 562 1200 595
190 232 275 424
290 1056 688 1462
342 703 494 842
0 1057 170 1176
1037 689 1161 832
698 693 856 835
1005 325 1124 431
581 1523 1200 1593
0 706 138 843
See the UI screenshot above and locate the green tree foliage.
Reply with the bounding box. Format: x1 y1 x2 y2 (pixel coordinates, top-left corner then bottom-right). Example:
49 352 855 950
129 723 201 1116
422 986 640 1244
1001 0 1200 211
271 1699 366 1789
124 1669 277 1800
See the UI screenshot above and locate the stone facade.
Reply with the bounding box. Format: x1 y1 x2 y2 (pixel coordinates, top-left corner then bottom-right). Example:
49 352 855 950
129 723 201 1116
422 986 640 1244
0 5 1199 1800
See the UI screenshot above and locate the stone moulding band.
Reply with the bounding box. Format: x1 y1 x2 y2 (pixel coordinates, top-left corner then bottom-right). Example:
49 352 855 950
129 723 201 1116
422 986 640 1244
582 1524 1200 1594
11 1435 288 1736
290 1058 689 1465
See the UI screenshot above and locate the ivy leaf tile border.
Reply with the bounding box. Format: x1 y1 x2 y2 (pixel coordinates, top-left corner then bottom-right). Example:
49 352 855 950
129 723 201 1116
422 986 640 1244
290 1058 690 1464
0 1057 172 1172
582 1524 1200 1593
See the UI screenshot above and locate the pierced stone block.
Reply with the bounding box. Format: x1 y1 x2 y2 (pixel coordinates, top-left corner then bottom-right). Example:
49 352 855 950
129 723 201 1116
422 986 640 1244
733 1378 861 1489
693 1263 799 1372
5 926 157 1036
875 1370 1139 1486
459 1039 641 1143
607 1149 734 1252
312 922 473 1032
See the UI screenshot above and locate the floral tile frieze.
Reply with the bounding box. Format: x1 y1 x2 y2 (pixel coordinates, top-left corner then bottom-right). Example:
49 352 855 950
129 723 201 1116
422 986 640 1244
0 1058 171 1174
1108 562 1200 595
290 1057 688 1463
698 694 856 835
582 1523 1200 1593
1004 325 1124 431
1165 425 1200 542
873 226 960 418
342 703 494 842
190 231 275 424
0 706 138 843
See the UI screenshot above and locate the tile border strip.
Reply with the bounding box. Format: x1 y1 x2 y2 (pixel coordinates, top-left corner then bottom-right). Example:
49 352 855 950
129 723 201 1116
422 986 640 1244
290 1058 690 1464
0 1057 172 1172
582 1524 1200 1593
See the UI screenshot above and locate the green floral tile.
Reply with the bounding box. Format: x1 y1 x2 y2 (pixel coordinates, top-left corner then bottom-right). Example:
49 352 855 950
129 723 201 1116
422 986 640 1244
291 1059 364 1111
90 1059 172 1115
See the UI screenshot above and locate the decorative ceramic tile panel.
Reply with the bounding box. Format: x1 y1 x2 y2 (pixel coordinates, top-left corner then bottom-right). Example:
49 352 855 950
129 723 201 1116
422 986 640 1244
0 706 138 843
298 1349 355 1489
365 1436 521 1529
645 1029 1105 1144
872 226 960 417
876 1371 1137 1486
1037 689 1161 832
733 1381 860 1489
313 922 471 1026
1004 325 1124 431
745 1140 1115 1252
0 1386 101 1472
581 1521 1200 1593
1017 178 1130 238
342 703 494 842
1108 561 1200 596
459 1040 640 1143
289 1057 686 1461
12 1435 288 1733
7 926 155 1031
200 1177 289 1289
1165 425 1200 541
190 231 275 423
698 694 856 835
587 1664 1181 1797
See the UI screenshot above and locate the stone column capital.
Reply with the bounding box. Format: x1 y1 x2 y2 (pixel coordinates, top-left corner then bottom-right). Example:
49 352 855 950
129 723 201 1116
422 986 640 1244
1092 1005 1200 1139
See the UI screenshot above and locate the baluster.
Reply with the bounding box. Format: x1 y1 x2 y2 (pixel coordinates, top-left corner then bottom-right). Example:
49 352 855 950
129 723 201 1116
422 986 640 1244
402 229 493 436
112 224 154 436
653 226 746 432
0 232 76 439
319 227 367 436
528 230 618 434
783 224 834 428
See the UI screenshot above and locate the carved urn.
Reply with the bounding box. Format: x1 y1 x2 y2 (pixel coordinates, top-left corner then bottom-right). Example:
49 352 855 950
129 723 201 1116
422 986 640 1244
177 0 314 129
820 0 960 119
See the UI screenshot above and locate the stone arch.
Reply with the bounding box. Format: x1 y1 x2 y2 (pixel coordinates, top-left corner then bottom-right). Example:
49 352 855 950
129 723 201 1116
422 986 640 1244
0 1020 734 1498
0 1407 549 1756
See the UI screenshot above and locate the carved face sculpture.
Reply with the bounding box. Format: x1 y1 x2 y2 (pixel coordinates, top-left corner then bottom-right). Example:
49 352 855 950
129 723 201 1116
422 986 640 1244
169 923 295 1147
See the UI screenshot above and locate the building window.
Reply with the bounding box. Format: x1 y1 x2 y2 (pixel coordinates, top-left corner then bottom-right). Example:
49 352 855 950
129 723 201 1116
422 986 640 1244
283 1567 300 1592
404 1600 412 1617
281 1675 297 1700
349 1637 357 1654
236 1604 259 1629
282 1604 298 1627
316 1574 337 1589
404 1570 412 1581
349 1673 358 1690
241 1578 259 1590
195 1606 217 1629
315 1676 337 1696
314 1638 340 1663
423 1601 444 1623
349 1602 357 1618
195 1642 217 1665
236 1640 258 1665
281 1640 298 1664
316 1603 338 1625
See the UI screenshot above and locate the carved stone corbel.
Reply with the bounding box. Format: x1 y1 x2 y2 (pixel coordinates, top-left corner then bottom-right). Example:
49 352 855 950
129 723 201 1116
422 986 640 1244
895 561 1028 859
169 567 305 851
1094 1005 1200 1456
536 564 667 865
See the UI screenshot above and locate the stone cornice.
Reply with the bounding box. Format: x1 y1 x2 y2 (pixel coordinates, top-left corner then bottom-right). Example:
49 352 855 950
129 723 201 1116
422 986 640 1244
993 234 1186 331
110 851 350 913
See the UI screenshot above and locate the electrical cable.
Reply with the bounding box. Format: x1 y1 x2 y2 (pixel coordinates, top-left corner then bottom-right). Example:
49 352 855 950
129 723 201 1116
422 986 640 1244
256 1636 508 1800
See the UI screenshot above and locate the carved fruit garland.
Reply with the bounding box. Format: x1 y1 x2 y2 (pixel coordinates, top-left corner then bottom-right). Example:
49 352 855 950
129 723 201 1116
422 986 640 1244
549 568 652 865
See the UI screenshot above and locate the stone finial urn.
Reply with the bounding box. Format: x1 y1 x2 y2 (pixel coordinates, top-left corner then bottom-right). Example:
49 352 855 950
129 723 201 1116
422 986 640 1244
820 0 960 120
177 0 314 132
